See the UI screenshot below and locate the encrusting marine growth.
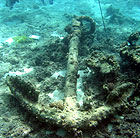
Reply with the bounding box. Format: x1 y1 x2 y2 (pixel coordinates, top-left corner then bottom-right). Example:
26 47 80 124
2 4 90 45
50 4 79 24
6 16 138 133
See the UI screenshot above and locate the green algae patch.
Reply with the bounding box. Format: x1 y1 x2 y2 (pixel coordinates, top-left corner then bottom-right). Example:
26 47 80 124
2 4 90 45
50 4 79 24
13 36 33 44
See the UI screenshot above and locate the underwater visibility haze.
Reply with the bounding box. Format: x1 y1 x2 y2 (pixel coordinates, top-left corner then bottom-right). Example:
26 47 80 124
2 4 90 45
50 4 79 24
0 0 140 137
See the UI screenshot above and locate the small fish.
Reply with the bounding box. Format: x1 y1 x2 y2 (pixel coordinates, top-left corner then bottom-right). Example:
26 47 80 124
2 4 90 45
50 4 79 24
6 0 19 9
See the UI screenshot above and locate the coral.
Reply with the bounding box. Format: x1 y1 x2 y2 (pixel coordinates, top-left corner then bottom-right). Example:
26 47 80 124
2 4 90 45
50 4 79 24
120 43 140 68
106 82 135 105
127 32 140 46
106 5 120 16
86 51 120 82
106 5 124 25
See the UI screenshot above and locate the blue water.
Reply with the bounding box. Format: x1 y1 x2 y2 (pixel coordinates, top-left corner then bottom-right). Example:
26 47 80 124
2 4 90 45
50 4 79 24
0 0 139 43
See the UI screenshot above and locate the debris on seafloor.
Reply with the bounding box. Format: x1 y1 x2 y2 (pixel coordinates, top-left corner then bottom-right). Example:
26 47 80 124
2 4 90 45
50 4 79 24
6 16 140 134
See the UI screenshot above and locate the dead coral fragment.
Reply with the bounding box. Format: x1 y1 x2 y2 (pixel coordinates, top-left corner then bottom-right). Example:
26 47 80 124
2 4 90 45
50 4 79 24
86 51 120 80
120 44 140 65
127 32 140 46
106 82 135 106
